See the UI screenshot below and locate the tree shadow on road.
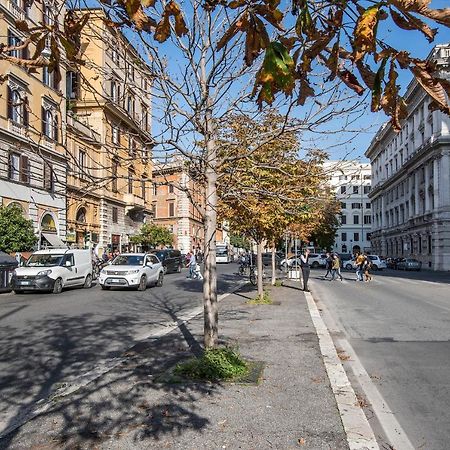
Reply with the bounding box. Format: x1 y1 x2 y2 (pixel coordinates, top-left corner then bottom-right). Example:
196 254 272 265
0 294 253 449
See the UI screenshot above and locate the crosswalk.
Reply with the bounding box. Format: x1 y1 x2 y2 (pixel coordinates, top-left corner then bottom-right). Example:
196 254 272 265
316 275 449 288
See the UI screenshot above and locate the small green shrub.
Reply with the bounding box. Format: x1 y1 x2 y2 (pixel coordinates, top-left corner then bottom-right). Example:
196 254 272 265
174 346 248 381
247 290 273 304
274 279 283 287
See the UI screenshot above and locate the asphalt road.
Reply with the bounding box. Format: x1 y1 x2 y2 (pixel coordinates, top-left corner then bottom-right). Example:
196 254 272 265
0 263 241 435
310 267 450 450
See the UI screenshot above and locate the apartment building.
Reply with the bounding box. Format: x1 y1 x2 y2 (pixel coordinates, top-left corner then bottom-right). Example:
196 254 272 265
152 160 205 253
365 44 450 270
0 0 67 247
66 9 153 253
323 161 372 255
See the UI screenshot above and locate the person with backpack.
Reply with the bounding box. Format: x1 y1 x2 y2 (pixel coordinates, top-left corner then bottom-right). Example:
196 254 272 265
330 254 343 281
324 252 333 278
355 252 365 282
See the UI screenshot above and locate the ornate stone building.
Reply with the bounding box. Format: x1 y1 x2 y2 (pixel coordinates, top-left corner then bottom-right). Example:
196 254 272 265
366 44 450 270
0 0 67 248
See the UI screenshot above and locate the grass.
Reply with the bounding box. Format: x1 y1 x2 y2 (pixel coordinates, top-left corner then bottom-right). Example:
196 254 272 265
247 290 273 305
174 346 249 382
273 279 283 287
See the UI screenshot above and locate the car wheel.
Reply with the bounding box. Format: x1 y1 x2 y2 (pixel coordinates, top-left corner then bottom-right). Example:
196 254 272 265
156 272 164 287
345 264 353 270
311 261 319 269
84 274 93 288
52 278 63 294
137 275 147 291
101 285 110 290
372 264 378 271
13 290 23 294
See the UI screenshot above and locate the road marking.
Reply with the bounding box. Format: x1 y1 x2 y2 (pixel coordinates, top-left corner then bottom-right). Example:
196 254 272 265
0 284 245 438
312 293 415 450
305 291 380 450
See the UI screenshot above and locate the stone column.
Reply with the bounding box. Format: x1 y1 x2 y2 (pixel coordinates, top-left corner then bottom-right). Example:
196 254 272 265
381 195 386 228
433 158 439 210
408 174 414 218
414 171 420 216
424 163 431 212
439 150 450 209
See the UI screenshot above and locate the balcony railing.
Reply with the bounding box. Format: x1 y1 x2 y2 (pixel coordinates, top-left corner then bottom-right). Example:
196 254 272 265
7 0 25 20
8 119 26 136
42 136 55 150
124 193 145 212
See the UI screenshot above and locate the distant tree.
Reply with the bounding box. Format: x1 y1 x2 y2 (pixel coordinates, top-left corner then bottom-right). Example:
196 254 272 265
130 224 173 249
0 205 37 253
307 205 340 251
229 233 251 250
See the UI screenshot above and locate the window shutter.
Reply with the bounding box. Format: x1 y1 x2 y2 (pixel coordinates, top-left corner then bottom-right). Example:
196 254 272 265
7 86 13 120
41 106 46 135
20 155 29 184
23 97 29 126
54 113 59 141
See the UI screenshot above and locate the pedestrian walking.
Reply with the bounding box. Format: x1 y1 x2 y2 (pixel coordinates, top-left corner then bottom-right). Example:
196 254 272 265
330 254 343 281
363 253 373 282
355 252 365 282
300 249 310 292
187 252 197 279
324 252 333 278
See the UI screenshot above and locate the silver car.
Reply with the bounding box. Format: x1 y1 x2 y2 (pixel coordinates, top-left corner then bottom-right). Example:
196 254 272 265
396 258 422 271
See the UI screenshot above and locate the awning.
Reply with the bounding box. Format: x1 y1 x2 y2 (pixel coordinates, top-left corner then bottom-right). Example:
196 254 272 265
42 233 66 248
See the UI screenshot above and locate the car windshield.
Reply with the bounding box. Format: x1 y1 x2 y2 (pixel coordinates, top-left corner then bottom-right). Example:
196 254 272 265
217 249 228 256
26 254 65 267
152 251 165 261
147 255 159 265
112 255 144 266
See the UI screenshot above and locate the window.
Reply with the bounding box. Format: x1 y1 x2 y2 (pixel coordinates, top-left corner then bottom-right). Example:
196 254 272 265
152 203 156 218
43 4 54 25
354 232 360 241
78 149 86 176
142 105 149 131
7 31 27 59
112 206 118 223
127 95 135 115
338 175 347 181
111 80 120 102
353 215 359 225
340 214 347 225
351 202 362 209
351 175 359 180
128 136 136 157
8 153 29 183
363 185 371 194
141 177 146 200
168 202 175 217
128 169 134 194
353 186 359 194
111 46 119 64
112 125 120 144
153 183 158 196
7 87 28 126
366 202 371 209
364 215 372 225
76 207 87 223
340 202 346 209
341 232 347 242
363 175 371 180
169 184 174 194
42 108 58 140
340 186 346 194
43 67 59 90
43 162 54 191
66 71 79 99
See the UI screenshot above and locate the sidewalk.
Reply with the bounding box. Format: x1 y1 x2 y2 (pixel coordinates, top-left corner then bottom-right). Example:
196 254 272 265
1 282 350 449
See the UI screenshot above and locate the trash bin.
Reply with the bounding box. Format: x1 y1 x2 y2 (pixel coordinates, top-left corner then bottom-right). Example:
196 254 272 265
0 251 18 293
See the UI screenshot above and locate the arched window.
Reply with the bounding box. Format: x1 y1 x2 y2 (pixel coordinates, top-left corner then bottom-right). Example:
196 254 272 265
41 213 57 232
7 202 24 213
45 109 54 138
76 207 87 223
11 89 22 123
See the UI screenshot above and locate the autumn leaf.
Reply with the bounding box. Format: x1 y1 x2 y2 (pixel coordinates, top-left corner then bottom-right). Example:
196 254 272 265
381 60 407 131
336 69 365 95
353 5 381 61
356 60 376 89
388 0 450 27
389 8 437 42
297 78 315 105
166 1 188 36
410 61 450 114
371 57 388 112
15 20 30 32
155 14 171 42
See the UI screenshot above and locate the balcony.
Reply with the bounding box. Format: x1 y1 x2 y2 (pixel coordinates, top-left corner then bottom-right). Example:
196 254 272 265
7 0 25 20
8 119 26 136
124 193 145 213
42 136 55 150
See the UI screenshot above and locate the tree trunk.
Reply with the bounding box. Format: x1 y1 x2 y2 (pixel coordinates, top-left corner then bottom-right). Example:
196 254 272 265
256 242 264 301
271 246 276 286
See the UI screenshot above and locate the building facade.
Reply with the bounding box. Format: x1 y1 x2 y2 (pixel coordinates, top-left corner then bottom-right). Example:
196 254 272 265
324 161 372 255
366 44 450 270
0 0 67 248
152 161 205 253
66 9 154 253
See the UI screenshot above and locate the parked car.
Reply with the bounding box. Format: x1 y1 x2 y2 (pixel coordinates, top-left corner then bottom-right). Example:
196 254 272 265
386 257 404 269
262 252 282 267
99 253 164 290
281 253 326 269
396 258 422 271
150 249 182 274
12 249 93 294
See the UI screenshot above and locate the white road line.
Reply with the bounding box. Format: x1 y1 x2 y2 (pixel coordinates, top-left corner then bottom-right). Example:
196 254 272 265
305 292 379 450
313 294 415 450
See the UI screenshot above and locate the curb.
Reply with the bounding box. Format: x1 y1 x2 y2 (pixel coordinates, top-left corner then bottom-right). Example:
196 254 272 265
305 291 380 450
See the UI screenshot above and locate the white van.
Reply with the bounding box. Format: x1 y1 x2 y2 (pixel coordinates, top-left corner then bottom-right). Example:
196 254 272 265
12 249 93 294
